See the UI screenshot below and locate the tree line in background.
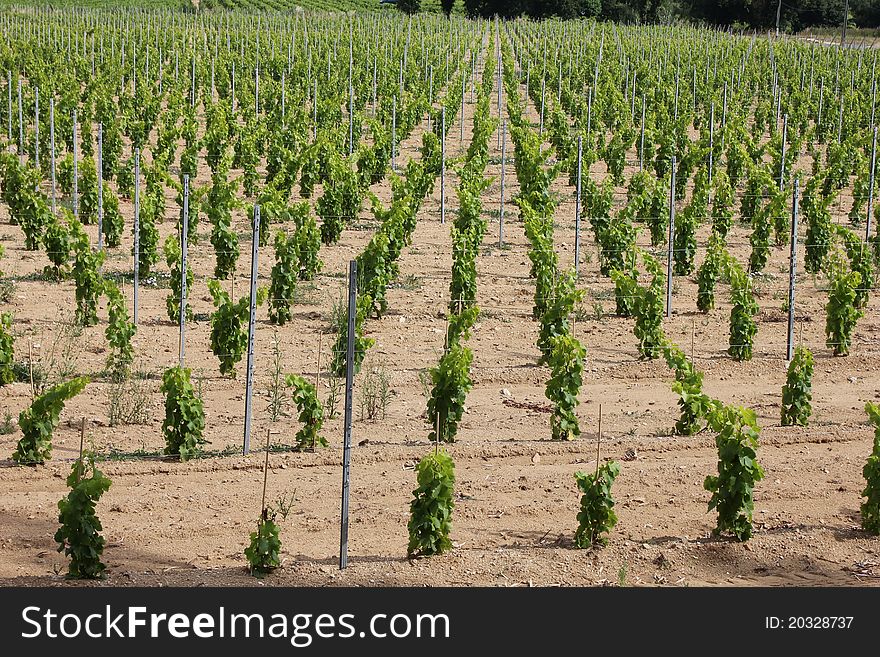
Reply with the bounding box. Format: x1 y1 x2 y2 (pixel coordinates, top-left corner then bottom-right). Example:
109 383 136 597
406 0 879 31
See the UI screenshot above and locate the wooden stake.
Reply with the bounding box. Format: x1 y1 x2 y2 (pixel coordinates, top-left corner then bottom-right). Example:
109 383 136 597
595 404 602 479
691 318 696 361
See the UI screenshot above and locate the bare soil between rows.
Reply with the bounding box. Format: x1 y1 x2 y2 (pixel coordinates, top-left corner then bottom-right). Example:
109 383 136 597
1 33 880 588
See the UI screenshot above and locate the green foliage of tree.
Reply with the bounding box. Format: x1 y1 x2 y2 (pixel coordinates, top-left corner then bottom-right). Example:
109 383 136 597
397 0 422 14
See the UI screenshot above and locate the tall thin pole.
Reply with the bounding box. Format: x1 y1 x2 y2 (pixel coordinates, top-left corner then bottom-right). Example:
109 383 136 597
440 107 446 224
6 70 10 147
666 157 676 318
708 102 716 187
867 126 877 243
776 0 782 37
33 87 38 169
17 79 22 159
49 99 56 214
391 95 396 172
72 110 78 220
575 135 582 276
779 114 788 190
179 175 189 368
242 205 260 455
339 260 357 570
97 123 103 251
639 96 646 172
786 178 800 361
499 119 506 247
133 148 140 326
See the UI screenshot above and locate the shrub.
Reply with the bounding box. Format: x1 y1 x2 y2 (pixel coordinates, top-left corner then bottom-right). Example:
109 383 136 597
673 204 698 276
537 268 583 363
711 170 735 238
160 366 206 461
206 172 240 279
803 179 833 274
748 197 772 273
245 495 294 576
69 219 106 326
825 265 863 357
42 211 71 280
286 374 327 450
164 233 194 323
136 193 160 279
574 461 620 548
208 279 267 376
104 283 136 378
862 402 880 535
13 377 89 465
407 449 455 558
727 263 758 361
427 343 473 443
101 183 124 248
292 202 322 281
632 254 666 359
329 295 374 378
664 343 716 436
54 453 112 579
0 312 14 386
545 334 586 441
704 405 765 541
696 234 725 313
268 231 298 326
781 346 813 427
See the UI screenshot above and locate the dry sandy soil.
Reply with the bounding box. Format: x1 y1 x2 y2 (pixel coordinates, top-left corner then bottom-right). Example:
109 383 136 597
0 32 879 587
